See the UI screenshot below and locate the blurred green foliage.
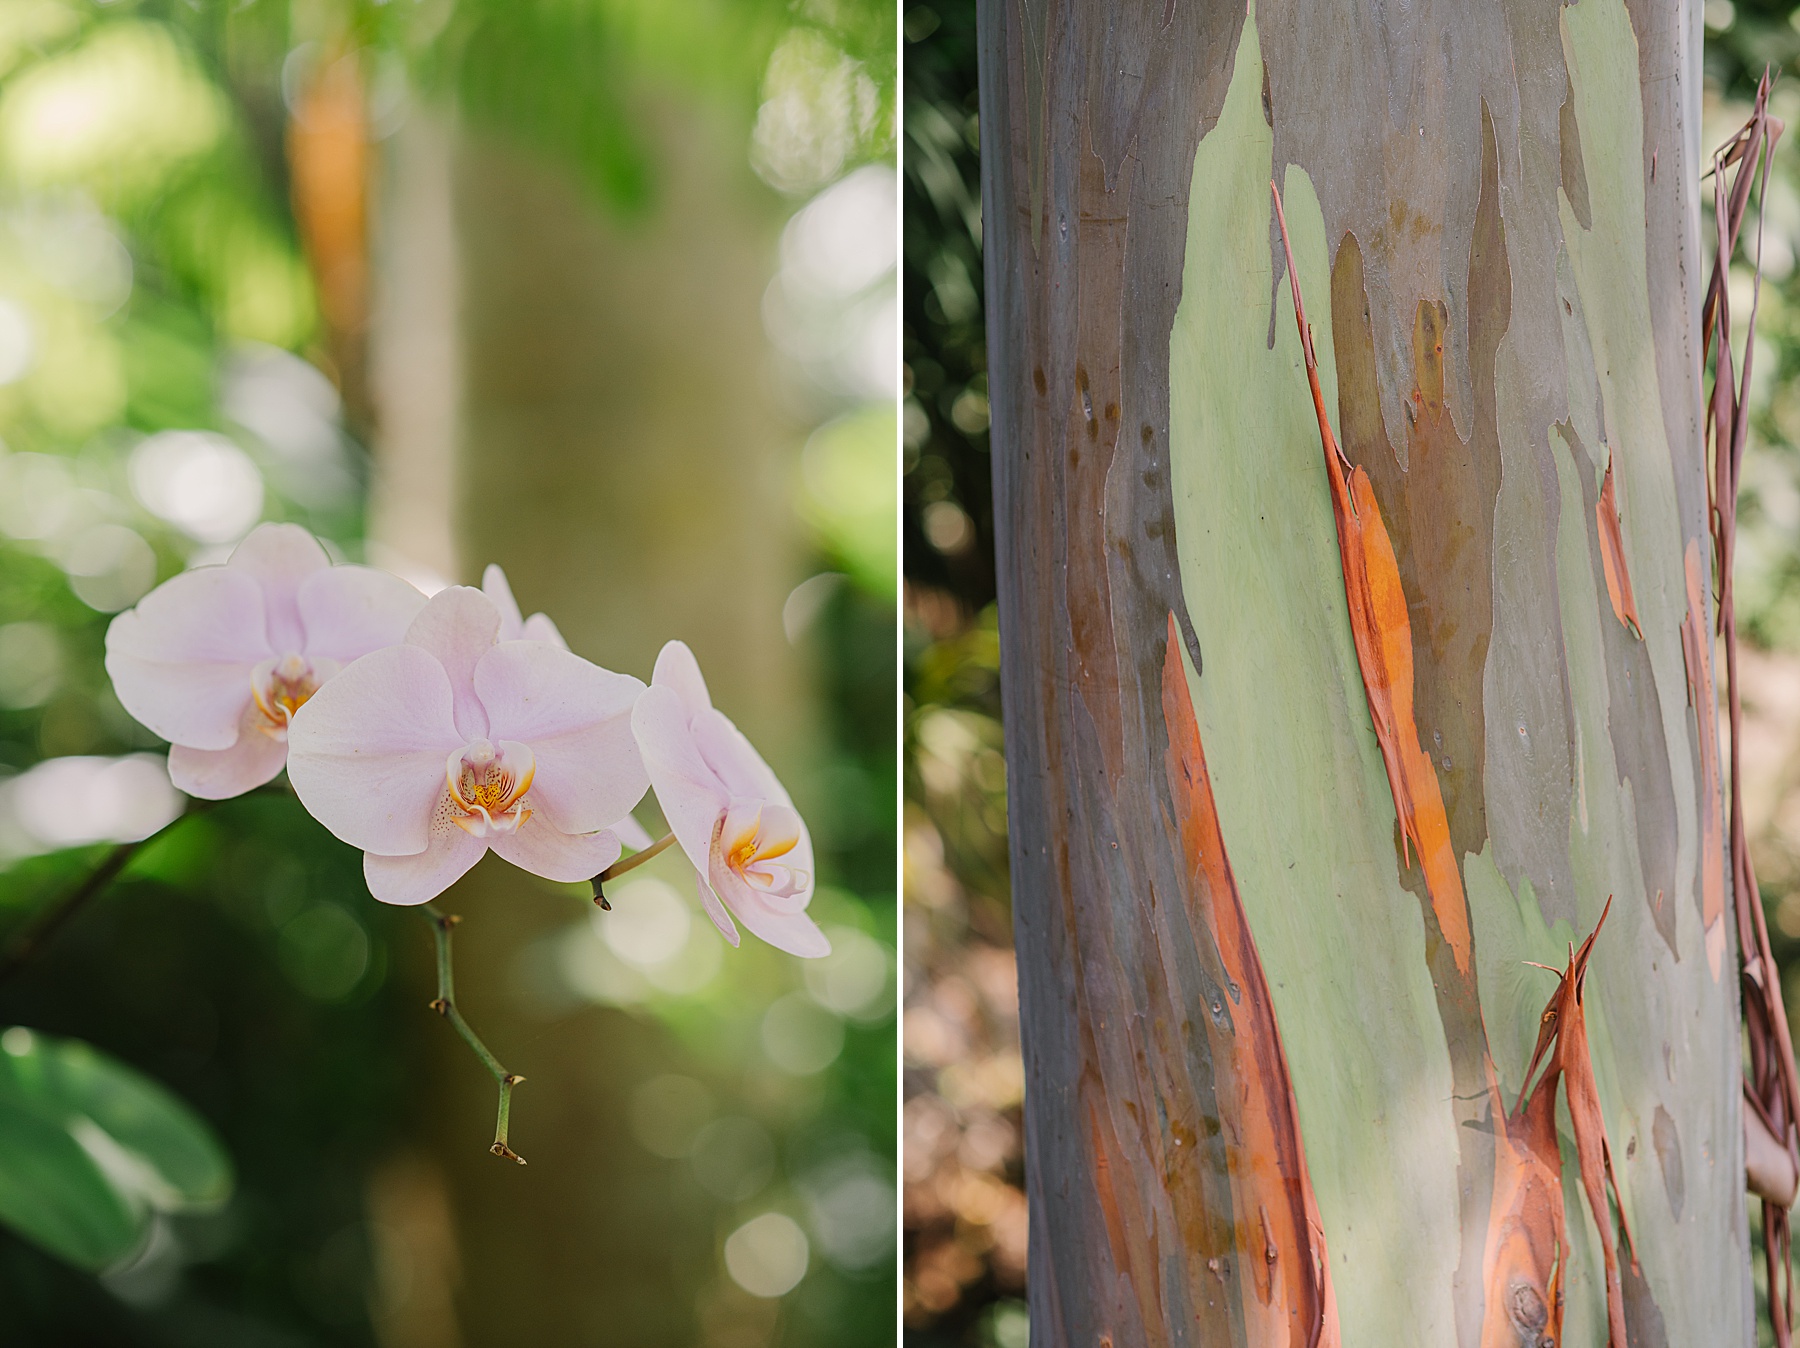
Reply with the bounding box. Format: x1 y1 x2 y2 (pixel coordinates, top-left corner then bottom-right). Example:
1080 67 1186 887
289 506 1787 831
902 0 988 609
0 0 895 1343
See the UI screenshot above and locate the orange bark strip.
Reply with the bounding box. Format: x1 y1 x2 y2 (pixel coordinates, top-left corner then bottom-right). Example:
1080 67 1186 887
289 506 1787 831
1480 1078 1568 1348
1596 450 1644 639
1508 897 1634 1348
1269 183 1473 977
1161 615 1340 1348
1681 539 1727 979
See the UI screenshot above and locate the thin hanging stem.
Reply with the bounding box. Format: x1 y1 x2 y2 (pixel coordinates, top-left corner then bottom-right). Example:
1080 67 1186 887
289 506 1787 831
0 787 286 985
589 831 677 909
419 904 525 1165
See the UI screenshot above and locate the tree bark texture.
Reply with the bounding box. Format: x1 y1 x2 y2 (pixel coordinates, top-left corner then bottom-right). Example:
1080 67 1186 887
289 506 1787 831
981 0 1749 1343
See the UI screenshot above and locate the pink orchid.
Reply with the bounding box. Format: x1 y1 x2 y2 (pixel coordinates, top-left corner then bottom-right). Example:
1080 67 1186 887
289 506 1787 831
105 523 426 799
483 563 568 648
632 640 828 958
285 585 646 906
479 563 655 851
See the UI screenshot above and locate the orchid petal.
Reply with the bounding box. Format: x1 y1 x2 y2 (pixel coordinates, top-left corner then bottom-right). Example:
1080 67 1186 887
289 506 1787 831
632 684 730 882
297 565 426 666
489 819 621 884
480 566 570 649
105 567 270 750
286 645 465 855
697 875 741 947
614 813 654 851
719 797 765 852
364 831 487 905
521 613 568 649
651 640 713 719
707 862 830 958
227 523 330 655
473 642 646 835
692 708 789 804
167 718 287 799
404 587 499 741
481 565 526 638
750 803 803 858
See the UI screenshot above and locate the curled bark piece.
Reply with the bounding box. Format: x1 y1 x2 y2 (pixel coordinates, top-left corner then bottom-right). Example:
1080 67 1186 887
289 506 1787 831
1481 1075 1568 1348
1270 180 1472 977
1161 614 1340 1348
1746 1088 1800 1209
1510 897 1633 1348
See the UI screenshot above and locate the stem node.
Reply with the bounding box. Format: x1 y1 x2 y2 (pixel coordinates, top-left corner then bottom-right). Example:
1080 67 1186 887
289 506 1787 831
420 903 525 1166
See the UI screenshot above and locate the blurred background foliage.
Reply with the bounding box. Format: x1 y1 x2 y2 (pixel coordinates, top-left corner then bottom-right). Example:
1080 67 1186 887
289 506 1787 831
903 5 1800 1346
0 0 895 1345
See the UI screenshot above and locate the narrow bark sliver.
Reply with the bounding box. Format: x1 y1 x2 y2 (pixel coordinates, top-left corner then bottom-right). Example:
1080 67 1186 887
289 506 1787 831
1595 450 1644 640
1678 539 1726 980
1160 614 1341 1348
1269 181 1472 978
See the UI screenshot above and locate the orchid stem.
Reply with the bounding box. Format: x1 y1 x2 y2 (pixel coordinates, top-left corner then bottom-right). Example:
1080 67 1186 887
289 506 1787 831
419 904 525 1165
589 831 677 909
0 786 289 985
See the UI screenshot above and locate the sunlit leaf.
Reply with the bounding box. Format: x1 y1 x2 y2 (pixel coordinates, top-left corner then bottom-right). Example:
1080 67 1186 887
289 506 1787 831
0 1026 232 1269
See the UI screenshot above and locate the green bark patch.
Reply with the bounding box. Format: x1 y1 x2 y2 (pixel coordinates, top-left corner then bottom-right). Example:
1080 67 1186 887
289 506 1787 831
1169 14 1463 1343
1166 0 1747 1342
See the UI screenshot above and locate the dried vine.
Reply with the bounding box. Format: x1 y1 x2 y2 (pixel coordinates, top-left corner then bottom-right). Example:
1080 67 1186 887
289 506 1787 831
1703 69 1800 1345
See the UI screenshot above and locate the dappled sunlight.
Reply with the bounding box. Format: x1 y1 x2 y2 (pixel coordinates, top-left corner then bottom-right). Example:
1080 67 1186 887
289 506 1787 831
0 1 893 1342
0 23 225 206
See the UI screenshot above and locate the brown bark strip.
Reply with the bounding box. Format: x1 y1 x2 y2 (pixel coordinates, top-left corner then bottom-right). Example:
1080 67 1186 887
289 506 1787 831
1595 450 1644 640
1679 539 1726 979
1481 1074 1568 1348
1269 181 1472 979
1703 74 1800 1348
1160 614 1340 1348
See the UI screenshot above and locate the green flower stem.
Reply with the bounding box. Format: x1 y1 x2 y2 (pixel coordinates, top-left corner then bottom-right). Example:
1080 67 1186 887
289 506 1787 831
419 904 525 1165
589 830 677 909
0 793 236 985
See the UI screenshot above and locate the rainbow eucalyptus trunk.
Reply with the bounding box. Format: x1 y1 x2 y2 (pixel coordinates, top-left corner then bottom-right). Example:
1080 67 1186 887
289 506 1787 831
980 0 1752 1343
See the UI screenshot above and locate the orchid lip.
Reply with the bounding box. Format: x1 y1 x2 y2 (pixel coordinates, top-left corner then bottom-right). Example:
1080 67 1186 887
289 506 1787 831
445 738 536 838
249 653 328 740
709 799 808 906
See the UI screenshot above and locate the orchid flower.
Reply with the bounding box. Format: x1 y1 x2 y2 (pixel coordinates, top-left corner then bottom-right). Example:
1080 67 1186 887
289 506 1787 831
476 563 656 850
632 640 828 958
104 523 426 800
285 585 646 906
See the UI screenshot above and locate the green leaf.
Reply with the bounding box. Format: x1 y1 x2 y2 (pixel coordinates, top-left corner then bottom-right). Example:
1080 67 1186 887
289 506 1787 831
0 1090 137 1270
0 1026 233 1270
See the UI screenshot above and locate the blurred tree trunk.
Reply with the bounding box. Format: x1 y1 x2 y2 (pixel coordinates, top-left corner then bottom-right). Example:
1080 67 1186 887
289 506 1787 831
981 0 1751 1344
367 98 812 1347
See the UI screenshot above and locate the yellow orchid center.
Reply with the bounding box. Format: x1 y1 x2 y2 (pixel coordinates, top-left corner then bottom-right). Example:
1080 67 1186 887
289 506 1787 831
712 798 808 899
250 654 325 740
444 739 536 837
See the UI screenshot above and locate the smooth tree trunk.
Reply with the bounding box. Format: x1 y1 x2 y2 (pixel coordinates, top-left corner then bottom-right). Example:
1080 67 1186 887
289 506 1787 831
981 0 1750 1343
366 97 812 1347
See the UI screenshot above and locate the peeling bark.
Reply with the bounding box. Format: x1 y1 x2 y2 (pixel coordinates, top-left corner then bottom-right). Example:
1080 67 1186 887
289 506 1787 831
982 0 1749 1343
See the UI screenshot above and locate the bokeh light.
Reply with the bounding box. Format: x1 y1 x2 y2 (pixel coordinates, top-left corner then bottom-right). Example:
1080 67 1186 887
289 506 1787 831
128 431 264 545
0 753 182 859
723 1212 810 1299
